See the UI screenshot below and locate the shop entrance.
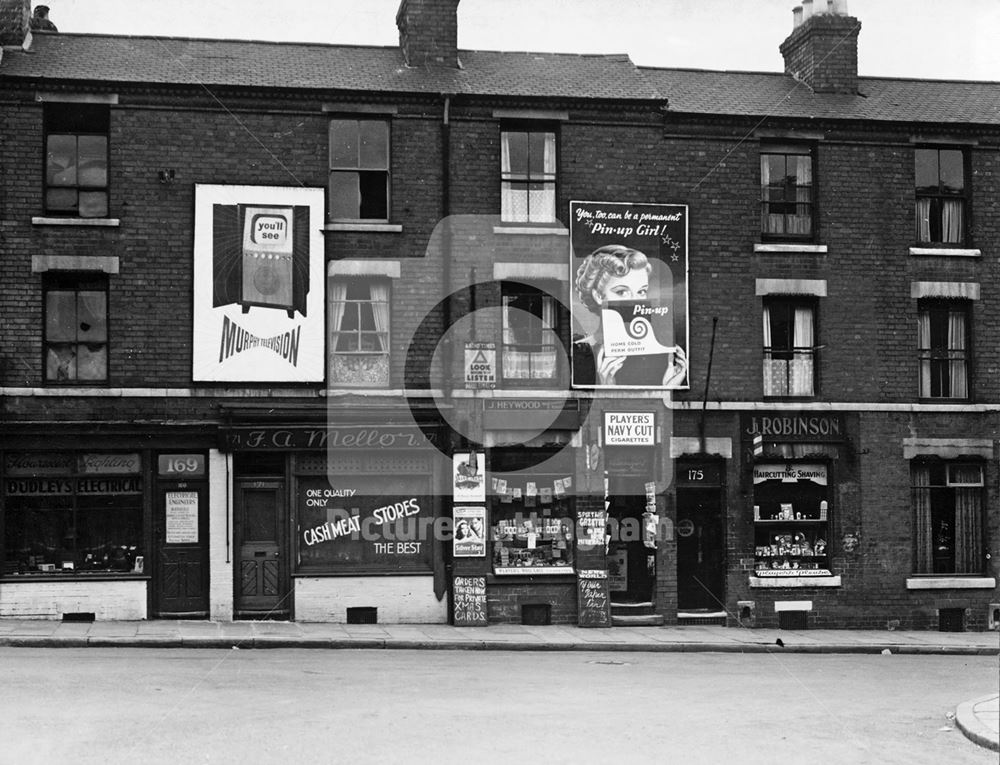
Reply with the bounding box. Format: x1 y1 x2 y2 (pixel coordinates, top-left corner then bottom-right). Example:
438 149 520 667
604 446 657 605
154 481 210 618
676 460 726 612
234 479 289 619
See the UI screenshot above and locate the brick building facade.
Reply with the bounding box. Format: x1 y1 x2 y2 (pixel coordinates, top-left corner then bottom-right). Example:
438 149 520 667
0 0 997 630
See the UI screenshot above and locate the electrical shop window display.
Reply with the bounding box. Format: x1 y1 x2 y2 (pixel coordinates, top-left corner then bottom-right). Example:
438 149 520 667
490 450 575 575
752 463 832 577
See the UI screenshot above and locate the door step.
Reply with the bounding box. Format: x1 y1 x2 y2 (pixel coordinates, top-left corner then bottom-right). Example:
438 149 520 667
677 610 727 626
611 613 665 627
610 600 656 616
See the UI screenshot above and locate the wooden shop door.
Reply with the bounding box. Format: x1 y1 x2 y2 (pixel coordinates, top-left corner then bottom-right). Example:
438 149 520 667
235 480 289 619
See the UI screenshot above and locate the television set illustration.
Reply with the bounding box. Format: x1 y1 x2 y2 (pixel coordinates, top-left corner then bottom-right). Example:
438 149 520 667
212 203 310 318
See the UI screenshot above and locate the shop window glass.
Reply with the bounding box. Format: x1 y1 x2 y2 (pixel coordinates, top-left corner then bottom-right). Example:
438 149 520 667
44 103 110 218
44 274 108 384
501 127 557 223
917 300 969 399
490 448 575 575
761 144 813 240
329 278 390 387
911 461 984 575
2 454 143 576
752 463 832 577
762 299 815 397
328 118 389 220
295 474 434 574
501 283 562 383
915 148 966 245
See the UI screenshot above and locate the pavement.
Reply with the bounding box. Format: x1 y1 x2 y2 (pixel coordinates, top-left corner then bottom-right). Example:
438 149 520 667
1 619 997 750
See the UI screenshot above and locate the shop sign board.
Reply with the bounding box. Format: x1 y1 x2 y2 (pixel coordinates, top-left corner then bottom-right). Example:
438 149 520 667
464 342 496 389
192 184 326 382
482 398 582 430
453 452 486 502
741 412 845 442
220 425 433 451
453 576 487 626
453 506 486 557
577 569 611 627
77 453 141 475
603 412 655 446
165 491 199 544
752 464 827 485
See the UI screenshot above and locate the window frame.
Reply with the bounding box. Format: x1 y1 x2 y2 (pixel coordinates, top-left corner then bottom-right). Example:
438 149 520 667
327 117 391 222
911 459 985 576
42 272 110 385
328 277 391 388
499 281 565 387
914 146 969 247
760 142 816 242
917 298 971 401
762 297 818 398
43 103 110 219
500 123 558 225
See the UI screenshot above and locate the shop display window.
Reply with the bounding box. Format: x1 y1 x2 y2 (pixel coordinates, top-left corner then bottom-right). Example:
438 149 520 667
752 462 831 577
3 461 143 576
490 448 575 575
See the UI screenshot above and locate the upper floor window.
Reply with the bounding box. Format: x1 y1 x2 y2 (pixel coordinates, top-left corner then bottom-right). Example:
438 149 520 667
329 278 390 387
912 461 984 575
501 283 561 384
44 103 109 218
918 300 969 399
760 144 813 240
501 128 556 223
44 273 108 383
915 148 966 245
762 298 815 397
328 119 389 221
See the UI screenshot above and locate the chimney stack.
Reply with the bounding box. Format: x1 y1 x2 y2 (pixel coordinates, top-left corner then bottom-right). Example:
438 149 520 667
397 0 460 68
780 1 860 94
0 0 29 46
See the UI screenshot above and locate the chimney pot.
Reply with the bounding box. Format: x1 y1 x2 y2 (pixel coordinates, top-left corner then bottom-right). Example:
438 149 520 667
802 0 813 20
792 5 803 27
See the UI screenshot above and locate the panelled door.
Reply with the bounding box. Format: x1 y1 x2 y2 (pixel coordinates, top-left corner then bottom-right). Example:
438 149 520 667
235 480 289 618
155 482 210 618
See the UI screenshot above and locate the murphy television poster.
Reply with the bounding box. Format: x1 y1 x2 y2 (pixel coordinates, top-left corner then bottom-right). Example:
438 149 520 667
192 184 325 382
570 201 689 390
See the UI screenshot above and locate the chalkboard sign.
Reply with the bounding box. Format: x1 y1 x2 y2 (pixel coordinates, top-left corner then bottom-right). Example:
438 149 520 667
577 570 611 627
453 576 488 626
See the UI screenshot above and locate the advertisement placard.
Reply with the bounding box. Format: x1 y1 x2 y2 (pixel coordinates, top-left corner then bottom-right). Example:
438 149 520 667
570 201 689 389
453 506 486 558
192 184 325 382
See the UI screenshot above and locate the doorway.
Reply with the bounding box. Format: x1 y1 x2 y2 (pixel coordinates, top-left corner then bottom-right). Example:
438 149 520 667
675 460 726 613
154 482 209 618
234 479 289 619
606 474 656 604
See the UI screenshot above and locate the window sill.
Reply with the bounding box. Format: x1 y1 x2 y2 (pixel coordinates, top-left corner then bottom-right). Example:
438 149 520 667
749 575 842 588
324 222 402 233
1 573 149 582
909 247 981 257
32 217 121 227
905 577 996 590
754 243 827 254
493 225 567 236
32 254 120 274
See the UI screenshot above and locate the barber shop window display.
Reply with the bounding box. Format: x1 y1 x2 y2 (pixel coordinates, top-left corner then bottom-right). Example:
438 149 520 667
752 462 832 576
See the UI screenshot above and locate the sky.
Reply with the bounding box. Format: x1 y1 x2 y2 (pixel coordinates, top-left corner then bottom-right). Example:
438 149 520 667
39 0 999 81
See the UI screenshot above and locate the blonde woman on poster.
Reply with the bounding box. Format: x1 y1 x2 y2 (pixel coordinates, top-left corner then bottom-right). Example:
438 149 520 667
572 244 687 387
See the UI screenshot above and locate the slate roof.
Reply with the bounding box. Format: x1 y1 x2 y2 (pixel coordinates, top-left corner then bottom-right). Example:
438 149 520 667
640 67 1000 126
0 32 660 101
2 32 998 126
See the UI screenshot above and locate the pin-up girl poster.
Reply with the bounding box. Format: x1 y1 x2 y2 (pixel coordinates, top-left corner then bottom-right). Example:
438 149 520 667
570 201 689 389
